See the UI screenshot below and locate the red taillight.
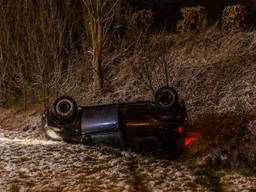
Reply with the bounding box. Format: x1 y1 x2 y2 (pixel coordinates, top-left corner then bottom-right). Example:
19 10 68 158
178 127 184 134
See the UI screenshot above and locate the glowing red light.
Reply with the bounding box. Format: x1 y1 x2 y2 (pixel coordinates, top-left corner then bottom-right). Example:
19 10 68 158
178 127 183 134
184 132 199 148
185 137 193 147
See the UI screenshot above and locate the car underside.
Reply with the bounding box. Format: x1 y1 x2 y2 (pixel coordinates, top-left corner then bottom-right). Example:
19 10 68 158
42 87 188 156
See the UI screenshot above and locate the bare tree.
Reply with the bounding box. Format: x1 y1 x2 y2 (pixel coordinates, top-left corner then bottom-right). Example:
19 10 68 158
82 0 120 93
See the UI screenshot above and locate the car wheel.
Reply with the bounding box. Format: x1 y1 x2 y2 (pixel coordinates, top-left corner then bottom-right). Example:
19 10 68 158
154 87 179 110
53 96 78 123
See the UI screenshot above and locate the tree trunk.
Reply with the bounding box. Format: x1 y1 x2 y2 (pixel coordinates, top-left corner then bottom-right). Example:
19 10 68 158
91 19 104 93
92 48 103 93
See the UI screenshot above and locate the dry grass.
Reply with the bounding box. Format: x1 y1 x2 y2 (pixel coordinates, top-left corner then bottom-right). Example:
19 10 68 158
0 1 88 108
1 2 256 107
97 27 256 112
87 27 256 169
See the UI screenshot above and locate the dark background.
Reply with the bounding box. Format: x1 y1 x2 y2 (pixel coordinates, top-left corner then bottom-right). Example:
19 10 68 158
126 0 256 28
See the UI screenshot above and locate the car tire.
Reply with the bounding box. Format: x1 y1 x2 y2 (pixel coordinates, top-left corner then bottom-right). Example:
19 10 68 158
154 87 179 110
53 96 78 123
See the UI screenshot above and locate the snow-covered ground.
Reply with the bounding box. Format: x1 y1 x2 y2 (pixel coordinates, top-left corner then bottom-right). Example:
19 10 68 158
0 108 255 192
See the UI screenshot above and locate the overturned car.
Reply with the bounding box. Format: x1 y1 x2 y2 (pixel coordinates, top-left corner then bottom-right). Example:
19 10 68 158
42 87 188 155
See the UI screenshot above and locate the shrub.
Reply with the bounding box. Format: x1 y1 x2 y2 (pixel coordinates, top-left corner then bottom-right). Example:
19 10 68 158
177 6 208 33
221 5 246 31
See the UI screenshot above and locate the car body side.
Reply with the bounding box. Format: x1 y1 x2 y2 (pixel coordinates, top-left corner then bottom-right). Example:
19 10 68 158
42 100 188 154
